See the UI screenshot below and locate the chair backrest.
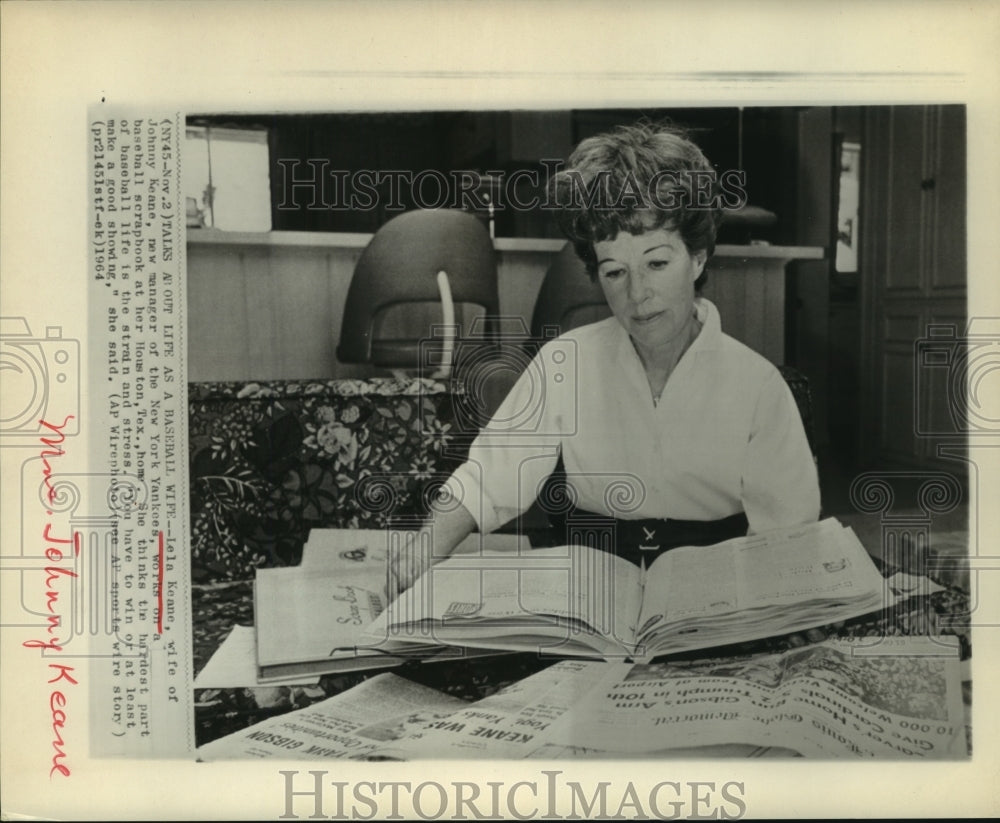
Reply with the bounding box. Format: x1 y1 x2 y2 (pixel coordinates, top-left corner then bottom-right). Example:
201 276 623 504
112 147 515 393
337 209 500 368
530 242 611 337
776 365 817 456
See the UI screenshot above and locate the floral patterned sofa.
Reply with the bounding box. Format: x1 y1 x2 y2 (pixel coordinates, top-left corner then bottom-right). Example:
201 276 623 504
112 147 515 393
188 377 473 583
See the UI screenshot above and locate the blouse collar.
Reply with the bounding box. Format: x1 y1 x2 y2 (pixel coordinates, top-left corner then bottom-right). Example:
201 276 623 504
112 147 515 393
611 297 722 402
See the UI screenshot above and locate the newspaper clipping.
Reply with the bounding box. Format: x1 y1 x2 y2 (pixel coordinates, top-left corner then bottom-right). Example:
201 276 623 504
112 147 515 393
87 111 193 757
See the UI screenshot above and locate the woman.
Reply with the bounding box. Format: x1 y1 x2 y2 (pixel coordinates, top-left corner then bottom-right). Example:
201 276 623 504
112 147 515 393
390 122 819 592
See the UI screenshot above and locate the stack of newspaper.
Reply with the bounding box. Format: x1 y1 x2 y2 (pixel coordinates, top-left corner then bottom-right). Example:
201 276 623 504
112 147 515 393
197 636 967 760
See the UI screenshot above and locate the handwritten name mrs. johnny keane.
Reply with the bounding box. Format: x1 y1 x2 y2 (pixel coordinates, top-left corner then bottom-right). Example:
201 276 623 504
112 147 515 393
21 415 80 778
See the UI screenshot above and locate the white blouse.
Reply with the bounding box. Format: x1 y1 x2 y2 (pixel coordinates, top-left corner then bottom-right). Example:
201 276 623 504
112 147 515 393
444 298 820 535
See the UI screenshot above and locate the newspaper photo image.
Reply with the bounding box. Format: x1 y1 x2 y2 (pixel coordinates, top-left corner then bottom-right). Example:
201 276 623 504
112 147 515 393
174 105 973 765
3 5 998 818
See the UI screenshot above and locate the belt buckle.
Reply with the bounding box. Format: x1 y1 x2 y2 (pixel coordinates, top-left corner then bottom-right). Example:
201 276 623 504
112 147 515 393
639 525 659 552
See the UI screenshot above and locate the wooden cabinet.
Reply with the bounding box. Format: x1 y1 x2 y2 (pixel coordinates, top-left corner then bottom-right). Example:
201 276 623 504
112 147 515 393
859 105 967 469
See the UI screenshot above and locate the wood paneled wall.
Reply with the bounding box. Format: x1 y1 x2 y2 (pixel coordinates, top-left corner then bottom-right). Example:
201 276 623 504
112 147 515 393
186 230 821 382
859 106 967 470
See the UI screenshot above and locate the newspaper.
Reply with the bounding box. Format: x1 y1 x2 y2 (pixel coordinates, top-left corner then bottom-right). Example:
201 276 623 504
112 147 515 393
373 660 630 760
196 637 966 761
545 637 967 759
195 672 466 760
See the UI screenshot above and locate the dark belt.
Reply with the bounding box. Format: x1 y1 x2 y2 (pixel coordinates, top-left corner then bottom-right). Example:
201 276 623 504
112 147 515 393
553 508 749 567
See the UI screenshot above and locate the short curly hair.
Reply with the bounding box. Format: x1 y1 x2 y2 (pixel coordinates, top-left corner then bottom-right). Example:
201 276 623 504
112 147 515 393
548 122 723 289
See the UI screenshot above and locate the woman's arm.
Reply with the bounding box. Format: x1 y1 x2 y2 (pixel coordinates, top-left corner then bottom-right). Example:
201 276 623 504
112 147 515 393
741 370 821 532
388 340 570 595
387 499 476 595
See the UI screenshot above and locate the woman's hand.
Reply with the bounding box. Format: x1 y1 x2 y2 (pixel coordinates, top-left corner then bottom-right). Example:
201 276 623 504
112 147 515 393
386 529 438 596
384 502 477 599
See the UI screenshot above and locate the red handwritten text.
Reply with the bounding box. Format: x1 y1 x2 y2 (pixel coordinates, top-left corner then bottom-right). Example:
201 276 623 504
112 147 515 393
39 415 75 504
23 416 80 779
46 664 79 777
